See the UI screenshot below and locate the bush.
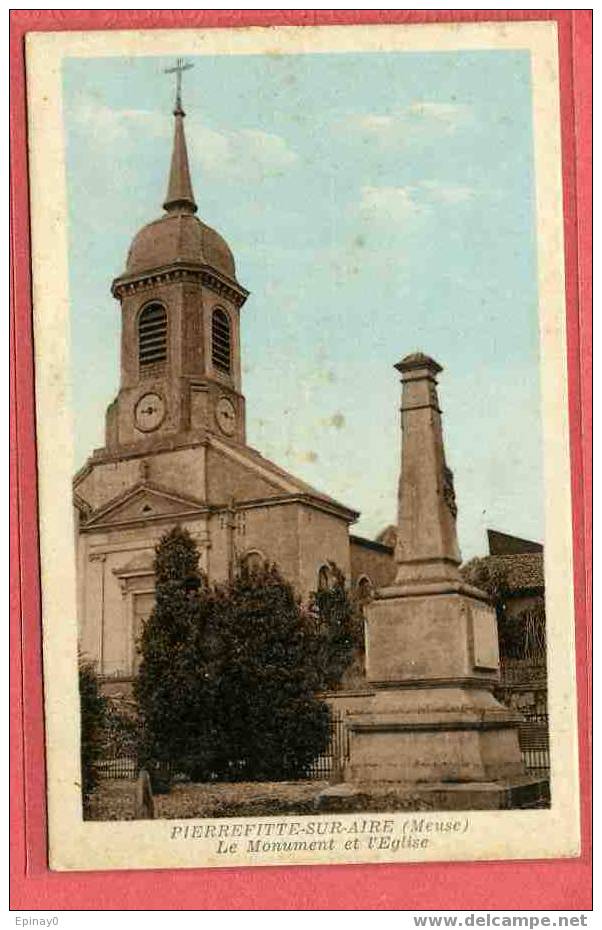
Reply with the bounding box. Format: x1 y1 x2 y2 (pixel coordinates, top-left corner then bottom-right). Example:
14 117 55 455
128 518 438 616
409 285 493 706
102 702 140 758
78 657 107 811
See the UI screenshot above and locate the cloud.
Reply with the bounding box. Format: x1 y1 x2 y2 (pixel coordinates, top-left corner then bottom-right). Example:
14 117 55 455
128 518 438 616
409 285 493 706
346 100 471 145
358 180 475 225
72 97 167 142
405 101 470 125
359 185 422 223
420 180 475 204
72 96 298 181
193 126 298 181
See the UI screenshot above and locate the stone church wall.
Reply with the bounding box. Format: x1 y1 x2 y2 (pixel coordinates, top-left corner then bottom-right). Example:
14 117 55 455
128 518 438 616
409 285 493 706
349 535 396 589
297 505 351 597
78 516 209 678
233 503 301 583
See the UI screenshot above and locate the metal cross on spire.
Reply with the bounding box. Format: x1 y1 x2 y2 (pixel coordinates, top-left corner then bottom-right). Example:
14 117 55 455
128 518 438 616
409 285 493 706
164 58 194 115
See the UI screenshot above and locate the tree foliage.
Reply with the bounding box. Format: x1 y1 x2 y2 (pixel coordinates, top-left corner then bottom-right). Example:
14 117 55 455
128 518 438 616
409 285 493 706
134 527 216 787
134 528 339 784
497 601 546 660
209 563 331 780
308 561 365 690
78 656 107 810
461 558 511 623
102 702 140 758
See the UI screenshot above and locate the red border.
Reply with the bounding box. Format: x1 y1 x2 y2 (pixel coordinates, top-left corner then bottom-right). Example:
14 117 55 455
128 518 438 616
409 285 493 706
10 10 592 911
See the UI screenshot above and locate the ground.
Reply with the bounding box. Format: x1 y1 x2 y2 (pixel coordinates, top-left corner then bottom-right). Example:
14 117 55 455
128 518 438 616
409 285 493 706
85 778 438 820
86 779 330 820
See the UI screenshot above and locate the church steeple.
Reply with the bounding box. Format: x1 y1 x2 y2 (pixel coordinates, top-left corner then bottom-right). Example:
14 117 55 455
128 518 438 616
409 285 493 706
163 59 197 215
163 109 197 214
107 66 249 453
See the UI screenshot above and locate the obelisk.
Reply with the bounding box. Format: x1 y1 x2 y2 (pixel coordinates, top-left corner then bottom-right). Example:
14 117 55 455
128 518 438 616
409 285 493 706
346 354 529 798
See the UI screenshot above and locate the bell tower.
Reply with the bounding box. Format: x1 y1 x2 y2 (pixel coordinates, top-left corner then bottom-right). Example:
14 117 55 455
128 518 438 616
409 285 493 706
105 62 249 454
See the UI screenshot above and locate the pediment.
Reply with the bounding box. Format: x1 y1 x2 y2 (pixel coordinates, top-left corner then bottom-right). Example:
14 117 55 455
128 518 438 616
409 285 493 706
82 482 207 530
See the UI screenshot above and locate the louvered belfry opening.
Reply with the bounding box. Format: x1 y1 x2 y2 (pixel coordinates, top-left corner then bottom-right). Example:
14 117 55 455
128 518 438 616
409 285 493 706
138 303 167 369
212 308 231 373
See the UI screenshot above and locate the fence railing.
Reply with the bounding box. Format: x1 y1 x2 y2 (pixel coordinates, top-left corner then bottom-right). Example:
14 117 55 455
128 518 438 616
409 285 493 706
306 712 350 779
518 712 550 775
499 659 547 686
95 756 138 780
95 711 549 781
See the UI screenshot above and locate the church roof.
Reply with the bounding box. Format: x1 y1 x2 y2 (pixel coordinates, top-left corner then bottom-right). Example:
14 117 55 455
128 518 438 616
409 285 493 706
125 213 236 280
208 435 359 522
487 528 543 555
117 86 237 282
77 441 359 530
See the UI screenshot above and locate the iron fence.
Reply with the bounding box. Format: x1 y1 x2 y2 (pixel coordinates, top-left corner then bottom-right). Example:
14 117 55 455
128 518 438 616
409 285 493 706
519 712 550 775
498 659 547 687
95 710 549 781
95 756 138 779
305 713 349 779
95 714 351 782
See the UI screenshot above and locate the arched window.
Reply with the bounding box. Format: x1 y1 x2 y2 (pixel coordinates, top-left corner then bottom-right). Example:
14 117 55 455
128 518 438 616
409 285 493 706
317 565 331 591
212 308 231 373
241 550 264 576
138 303 167 368
357 576 373 606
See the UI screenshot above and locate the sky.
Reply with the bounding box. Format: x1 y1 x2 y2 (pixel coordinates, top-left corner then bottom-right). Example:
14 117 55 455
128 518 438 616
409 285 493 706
63 49 542 559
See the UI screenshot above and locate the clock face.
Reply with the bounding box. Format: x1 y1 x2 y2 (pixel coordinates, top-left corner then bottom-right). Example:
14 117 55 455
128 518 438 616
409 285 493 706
216 397 237 436
134 392 166 432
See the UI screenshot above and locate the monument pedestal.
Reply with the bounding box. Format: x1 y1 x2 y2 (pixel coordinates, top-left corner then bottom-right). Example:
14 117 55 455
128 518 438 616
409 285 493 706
346 686 524 784
346 581 525 786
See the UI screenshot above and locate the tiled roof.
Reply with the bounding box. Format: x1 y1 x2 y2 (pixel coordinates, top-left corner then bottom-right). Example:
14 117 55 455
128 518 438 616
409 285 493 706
478 553 544 591
487 528 543 555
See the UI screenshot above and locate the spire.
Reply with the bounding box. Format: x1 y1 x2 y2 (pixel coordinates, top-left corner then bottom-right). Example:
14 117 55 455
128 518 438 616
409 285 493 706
163 59 197 215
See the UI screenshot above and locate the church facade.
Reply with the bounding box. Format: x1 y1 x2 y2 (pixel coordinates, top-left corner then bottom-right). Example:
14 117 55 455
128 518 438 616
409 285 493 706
73 94 394 689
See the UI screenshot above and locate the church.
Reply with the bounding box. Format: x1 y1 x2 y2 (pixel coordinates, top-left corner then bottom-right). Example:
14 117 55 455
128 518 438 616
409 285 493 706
73 85 395 690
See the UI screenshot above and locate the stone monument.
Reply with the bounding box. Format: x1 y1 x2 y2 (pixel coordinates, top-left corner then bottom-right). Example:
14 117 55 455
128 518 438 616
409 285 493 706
344 353 544 808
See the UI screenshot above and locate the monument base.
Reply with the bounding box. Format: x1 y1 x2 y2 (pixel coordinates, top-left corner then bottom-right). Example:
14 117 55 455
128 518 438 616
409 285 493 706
315 777 549 813
345 687 525 784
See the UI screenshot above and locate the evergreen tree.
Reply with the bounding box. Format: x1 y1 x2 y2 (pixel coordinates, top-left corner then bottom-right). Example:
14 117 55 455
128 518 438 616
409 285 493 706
78 656 107 812
134 526 219 786
211 563 331 780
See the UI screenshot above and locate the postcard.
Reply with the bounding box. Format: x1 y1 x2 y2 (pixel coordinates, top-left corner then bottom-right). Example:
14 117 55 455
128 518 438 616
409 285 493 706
24 19 581 873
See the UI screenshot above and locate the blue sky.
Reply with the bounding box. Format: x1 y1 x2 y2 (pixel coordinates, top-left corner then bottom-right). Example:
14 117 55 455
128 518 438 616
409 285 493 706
63 49 542 558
